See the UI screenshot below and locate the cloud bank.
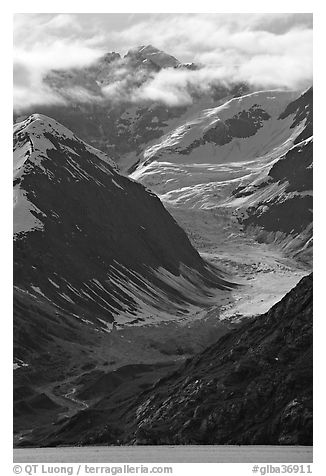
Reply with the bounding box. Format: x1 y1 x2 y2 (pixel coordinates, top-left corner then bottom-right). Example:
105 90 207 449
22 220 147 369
13 13 313 111
13 14 106 110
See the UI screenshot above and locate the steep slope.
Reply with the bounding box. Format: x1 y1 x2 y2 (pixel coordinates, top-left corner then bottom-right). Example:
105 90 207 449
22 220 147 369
14 114 233 333
135 90 299 165
34 273 312 447
228 88 313 263
131 89 303 205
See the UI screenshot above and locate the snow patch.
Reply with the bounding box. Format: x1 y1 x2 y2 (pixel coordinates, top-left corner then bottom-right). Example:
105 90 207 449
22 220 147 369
13 189 44 234
13 359 29 370
112 179 124 190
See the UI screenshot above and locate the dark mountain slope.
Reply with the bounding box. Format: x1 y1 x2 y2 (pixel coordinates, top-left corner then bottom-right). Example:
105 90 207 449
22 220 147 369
37 273 312 447
278 86 312 145
14 114 233 334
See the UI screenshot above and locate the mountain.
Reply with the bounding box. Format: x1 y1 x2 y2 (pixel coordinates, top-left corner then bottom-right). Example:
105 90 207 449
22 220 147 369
13 113 236 440
14 113 233 330
44 45 180 97
13 44 313 448
131 89 302 200
14 46 250 170
28 273 312 447
131 88 312 263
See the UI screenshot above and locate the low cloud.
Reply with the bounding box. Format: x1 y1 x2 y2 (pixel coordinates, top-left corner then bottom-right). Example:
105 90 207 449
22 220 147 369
13 13 313 111
100 50 312 108
13 14 106 111
111 14 312 97
101 63 152 103
111 13 312 63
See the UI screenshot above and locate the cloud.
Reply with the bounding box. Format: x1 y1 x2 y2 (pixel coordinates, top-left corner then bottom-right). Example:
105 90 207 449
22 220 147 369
100 48 312 108
101 63 156 103
108 13 312 101
13 14 106 110
129 68 220 106
110 13 312 63
13 13 313 111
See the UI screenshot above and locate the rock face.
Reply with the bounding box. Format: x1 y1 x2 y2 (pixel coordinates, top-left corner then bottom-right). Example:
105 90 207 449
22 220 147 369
279 86 312 145
35 274 312 447
124 45 181 69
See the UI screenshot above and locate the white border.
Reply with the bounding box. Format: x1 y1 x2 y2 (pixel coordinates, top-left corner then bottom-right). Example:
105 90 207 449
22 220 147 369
3 3 324 474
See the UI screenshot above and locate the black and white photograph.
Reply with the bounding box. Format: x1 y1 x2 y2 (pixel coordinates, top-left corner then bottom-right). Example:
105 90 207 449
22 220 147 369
11 7 315 469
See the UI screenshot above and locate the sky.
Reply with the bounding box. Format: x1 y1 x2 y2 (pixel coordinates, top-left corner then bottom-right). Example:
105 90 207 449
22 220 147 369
13 13 313 110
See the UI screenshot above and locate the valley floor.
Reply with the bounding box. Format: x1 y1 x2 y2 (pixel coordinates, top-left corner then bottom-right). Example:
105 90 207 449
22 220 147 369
14 445 313 463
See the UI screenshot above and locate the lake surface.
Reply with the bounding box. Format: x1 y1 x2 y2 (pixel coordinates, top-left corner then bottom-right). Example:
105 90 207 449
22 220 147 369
14 445 313 463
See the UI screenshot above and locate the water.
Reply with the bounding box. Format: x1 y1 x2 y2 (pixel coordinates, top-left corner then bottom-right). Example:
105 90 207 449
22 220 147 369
14 445 313 463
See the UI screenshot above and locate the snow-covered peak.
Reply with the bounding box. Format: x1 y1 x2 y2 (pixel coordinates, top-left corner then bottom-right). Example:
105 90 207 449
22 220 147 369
14 113 76 139
13 112 128 238
13 114 117 173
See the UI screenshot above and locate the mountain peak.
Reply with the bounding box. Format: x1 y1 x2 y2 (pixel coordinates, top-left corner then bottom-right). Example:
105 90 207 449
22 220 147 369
136 44 158 53
125 44 180 69
100 51 121 63
13 114 117 175
14 114 75 140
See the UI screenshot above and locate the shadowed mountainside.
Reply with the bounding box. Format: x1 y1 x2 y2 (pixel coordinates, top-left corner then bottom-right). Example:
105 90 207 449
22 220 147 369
14 114 233 333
